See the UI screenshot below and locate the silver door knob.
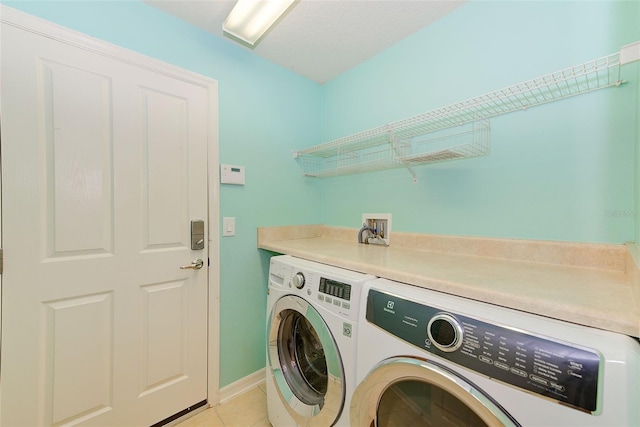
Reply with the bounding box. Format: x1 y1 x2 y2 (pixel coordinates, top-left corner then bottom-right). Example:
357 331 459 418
180 258 204 270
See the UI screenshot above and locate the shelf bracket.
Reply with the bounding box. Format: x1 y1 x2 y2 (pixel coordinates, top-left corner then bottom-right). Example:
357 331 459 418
389 128 417 183
620 41 640 65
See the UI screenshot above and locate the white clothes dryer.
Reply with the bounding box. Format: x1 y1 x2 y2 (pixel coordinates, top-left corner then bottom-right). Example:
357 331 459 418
266 255 375 426
351 278 640 427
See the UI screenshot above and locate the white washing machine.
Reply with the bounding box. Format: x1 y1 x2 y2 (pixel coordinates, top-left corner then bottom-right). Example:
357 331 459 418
351 278 640 426
266 255 376 426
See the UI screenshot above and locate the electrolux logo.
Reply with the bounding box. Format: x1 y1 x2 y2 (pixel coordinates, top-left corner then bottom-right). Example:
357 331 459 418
384 300 395 314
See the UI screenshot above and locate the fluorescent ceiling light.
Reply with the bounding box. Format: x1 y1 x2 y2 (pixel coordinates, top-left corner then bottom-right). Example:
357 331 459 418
223 0 297 48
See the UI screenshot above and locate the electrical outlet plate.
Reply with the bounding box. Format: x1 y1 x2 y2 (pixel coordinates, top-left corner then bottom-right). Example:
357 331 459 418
362 213 391 245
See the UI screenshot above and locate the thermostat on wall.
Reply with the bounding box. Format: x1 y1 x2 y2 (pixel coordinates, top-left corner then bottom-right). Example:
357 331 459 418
221 164 245 185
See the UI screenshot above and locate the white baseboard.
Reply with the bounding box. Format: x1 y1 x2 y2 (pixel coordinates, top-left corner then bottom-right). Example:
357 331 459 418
218 368 266 405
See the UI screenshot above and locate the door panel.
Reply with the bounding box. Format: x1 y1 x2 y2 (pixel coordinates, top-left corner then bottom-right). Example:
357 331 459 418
1 18 211 427
139 280 189 395
140 88 189 249
42 59 114 258
45 293 114 425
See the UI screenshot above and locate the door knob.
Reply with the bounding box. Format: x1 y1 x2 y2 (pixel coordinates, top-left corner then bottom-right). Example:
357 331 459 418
180 258 204 270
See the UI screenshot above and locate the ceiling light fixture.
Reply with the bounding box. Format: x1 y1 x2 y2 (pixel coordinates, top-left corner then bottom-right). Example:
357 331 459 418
223 0 297 48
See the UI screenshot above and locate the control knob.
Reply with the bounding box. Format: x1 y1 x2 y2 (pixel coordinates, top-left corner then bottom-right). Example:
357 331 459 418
427 313 463 353
292 272 305 289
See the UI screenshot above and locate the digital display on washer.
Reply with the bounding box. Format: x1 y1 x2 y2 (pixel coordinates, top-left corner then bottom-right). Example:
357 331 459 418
366 289 600 413
319 278 351 301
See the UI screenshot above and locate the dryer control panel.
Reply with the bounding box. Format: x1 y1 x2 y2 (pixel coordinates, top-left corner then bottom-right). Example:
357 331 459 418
366 289 601 413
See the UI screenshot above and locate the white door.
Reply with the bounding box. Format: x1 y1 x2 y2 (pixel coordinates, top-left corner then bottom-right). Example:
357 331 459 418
1 16 213 427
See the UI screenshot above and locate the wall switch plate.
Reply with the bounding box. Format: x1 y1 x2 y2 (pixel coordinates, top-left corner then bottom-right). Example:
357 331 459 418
221 164 245 185
222 217 235 237
362 213 392 245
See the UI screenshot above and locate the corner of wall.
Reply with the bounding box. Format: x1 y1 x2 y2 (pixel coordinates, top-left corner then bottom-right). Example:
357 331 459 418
636 59 640 243
635 3 640 244
624 243 640 337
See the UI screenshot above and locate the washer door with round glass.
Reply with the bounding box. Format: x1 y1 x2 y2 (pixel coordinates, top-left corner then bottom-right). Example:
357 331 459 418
351 357 521 427
268 295 345 426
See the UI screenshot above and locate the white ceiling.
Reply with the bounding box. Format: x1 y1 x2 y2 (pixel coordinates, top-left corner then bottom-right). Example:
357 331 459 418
143 0 465 83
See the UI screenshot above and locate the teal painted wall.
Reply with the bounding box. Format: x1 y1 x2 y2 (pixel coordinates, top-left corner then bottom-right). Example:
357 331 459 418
2 1 322 387
320 1 640 244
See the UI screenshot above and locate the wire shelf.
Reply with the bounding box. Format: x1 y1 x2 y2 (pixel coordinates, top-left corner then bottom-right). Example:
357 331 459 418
298 118 490 178
294 50 625 180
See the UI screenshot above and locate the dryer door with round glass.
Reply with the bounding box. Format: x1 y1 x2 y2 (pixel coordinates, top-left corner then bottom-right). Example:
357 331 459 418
268 295 345 426
351 357 520 427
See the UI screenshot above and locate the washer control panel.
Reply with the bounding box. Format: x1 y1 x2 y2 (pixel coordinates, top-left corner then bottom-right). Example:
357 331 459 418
319 277 352 301
367 289 600 413
269 256 374 323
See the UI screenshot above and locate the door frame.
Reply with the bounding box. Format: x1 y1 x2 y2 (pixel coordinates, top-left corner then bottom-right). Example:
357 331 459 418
0 5 222 407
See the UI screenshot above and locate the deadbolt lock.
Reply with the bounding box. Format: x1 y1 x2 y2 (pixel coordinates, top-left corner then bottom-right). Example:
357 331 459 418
191 220 205 250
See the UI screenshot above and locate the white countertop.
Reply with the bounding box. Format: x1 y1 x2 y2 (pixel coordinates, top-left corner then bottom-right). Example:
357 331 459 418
258 226 640 338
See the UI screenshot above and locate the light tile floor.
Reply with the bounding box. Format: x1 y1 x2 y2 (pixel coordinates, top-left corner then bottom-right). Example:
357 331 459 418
176 383 271 427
